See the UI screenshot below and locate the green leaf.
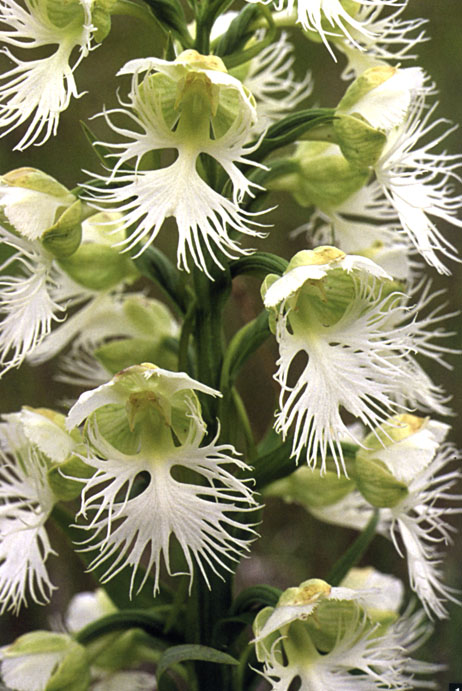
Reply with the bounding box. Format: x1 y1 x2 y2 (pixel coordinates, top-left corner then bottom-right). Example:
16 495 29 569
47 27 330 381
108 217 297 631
156 644 238 682
142 0 193 45
229 252 288 279
248 109 336 162
230 585 281 616
75 610 178 646
79 121 112 165
214 4 260 57
220 310 271 391
133 245 188 315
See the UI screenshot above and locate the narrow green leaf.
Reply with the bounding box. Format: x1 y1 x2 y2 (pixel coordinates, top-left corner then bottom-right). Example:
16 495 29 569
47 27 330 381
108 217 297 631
75 610 177 646
214 4 260 56
132 246 189 315
156 644 238 682
230 585 281 616
248 109 336 162
220 310 270 390
79 121 112 165
229 252 288 279
327 509 380 586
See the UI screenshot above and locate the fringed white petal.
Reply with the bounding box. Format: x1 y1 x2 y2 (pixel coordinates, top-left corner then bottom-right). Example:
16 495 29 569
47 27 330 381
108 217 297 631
273 288 411 472
0 0 95 149
0 232 65 375
75 423 257 595
0 436 56 613
376 98 462 274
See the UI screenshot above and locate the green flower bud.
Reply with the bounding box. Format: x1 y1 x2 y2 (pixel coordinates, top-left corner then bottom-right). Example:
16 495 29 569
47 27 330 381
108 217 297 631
95 337 177 374
58 212 138 290
265 467 355 509
41 199 82 258
1 632 90 691
272 141 370 209
0 168 79 243
333 114 387 168
354 453 408 508
47 455 94 501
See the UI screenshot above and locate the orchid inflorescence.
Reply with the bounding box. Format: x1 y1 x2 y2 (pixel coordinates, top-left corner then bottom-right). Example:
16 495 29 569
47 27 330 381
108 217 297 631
0 0 461 689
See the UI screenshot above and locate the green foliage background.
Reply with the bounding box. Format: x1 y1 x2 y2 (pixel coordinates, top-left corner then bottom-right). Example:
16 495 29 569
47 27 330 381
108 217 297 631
0 1 461 686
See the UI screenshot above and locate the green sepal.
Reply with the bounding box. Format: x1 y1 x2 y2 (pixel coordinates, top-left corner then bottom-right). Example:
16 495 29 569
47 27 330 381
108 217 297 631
58 244 137 290
305 599 361 653
91 0 119 41
47 455 94 502
249 108 336 163
41 199 82 258
354 454 408 508
46 642 90 691
156 644 238 683
334 113 387 168
95 336 178 374
337 65 397 114
1 167 71 198
265 467 355 509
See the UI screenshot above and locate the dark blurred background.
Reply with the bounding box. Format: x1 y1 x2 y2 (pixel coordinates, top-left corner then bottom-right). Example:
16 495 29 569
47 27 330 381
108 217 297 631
1 0 461 686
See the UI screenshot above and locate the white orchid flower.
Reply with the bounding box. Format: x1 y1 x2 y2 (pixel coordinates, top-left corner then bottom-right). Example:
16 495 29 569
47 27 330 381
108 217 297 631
0 0 96 150
84 50 268 277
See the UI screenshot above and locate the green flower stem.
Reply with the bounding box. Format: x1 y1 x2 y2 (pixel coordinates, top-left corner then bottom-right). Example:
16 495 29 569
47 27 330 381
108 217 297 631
327 509 380 586
186 576 234 690
191 264 231 430
178 293 196 373
231 386 257 459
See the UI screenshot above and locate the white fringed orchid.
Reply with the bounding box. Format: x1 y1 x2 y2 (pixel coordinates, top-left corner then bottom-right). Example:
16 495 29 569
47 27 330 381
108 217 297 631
247 0 402 58
374 96 462 275
287 416 461 620
0 181 137 376
0 0 95 150
262 246 451 472
47 294 179 388
355 415 462 620
334 1 428 78
253 574 438 690
66 364 258 595
0 408 78 613
0 631 89 691
233 31 313 134
84 50 267 276
336 68 461 274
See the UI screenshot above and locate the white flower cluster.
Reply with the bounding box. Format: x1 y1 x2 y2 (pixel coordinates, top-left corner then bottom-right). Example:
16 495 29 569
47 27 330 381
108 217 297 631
0 0 459 688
